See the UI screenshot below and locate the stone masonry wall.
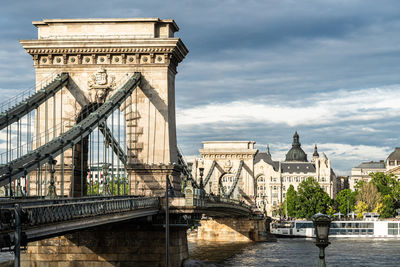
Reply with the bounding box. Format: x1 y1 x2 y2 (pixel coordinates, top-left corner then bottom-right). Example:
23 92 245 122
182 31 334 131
196 218 261 242
21 222 188 267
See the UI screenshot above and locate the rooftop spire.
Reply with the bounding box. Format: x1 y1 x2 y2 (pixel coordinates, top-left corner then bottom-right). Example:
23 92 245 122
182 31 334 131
313 144 319 157
267 144 271 156
292 131 300 148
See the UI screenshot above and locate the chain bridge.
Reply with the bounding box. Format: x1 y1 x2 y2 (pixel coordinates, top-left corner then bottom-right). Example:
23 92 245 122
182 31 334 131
0 18 268 267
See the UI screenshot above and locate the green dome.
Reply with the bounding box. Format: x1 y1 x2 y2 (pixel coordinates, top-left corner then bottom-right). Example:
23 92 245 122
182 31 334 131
285 131 308 162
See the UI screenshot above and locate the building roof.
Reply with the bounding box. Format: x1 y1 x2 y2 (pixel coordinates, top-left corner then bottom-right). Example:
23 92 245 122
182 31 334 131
254 152 279 171
285 131 308 162
355 161 385 169
281 162 316 173
387 147 400 161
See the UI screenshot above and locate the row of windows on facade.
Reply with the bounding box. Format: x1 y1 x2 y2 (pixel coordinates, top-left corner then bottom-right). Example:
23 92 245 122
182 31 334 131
256 185 328 198
256 200 278 206
257 176 326 183
257 185 328 194
256 192 284 198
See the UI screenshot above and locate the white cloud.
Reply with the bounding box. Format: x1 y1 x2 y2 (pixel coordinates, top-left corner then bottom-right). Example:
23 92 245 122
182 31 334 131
177 85 400 128
257 142 391 175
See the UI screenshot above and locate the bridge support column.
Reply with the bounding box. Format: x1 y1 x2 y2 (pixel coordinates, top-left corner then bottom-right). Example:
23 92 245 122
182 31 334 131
21 221 188 267
21 18 188 198
128 164 183 197
195 217 268 242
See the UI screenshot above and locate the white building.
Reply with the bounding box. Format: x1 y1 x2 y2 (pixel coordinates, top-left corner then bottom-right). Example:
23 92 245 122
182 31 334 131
193 132 337 216
350 147 400 190
253 132 337 215
349 161 385 190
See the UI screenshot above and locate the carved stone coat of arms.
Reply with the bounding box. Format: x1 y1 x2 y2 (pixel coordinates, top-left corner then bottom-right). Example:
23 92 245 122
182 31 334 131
88 68 116 103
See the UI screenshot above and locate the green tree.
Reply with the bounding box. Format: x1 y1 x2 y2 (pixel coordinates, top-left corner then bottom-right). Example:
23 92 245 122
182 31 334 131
370 172 398 197
354 180 366 191
283 184 298 218
356 182 381 211
355 201 368 219
377 195 396 218
392 182 400 203
272 203 284 217
335 189 357 215
87 177 129 196
295 177 332 219
327 206 336 216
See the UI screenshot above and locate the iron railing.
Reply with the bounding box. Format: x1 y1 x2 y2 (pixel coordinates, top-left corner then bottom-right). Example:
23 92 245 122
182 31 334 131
0 196 159 231
205 194 252 211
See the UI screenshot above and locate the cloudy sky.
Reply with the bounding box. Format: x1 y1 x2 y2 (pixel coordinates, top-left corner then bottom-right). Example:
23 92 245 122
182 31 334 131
1 0 400 174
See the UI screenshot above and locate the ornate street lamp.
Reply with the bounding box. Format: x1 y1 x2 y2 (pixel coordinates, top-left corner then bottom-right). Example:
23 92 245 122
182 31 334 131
312 213 332 267
199 167 204 190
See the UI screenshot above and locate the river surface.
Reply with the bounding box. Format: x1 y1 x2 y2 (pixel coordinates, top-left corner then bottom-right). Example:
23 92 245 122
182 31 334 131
189 238 400 266
2 238 400 266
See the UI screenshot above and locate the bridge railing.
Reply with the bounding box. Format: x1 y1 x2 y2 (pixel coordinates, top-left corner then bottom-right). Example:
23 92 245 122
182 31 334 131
0 196 160 231
204 194 252 210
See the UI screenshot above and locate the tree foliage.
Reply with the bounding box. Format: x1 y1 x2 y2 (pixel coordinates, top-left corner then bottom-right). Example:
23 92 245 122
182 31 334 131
335 189 357 215
355 201 368 219
370 172 397 197
283 184 298 218
295 177 332 219
356 182 381 211
377 195 396 218
87 177 130 195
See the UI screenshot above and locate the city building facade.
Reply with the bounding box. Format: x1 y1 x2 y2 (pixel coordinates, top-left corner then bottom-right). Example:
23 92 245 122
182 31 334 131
349 161 386 190
192 132 338 216
350 147 400 190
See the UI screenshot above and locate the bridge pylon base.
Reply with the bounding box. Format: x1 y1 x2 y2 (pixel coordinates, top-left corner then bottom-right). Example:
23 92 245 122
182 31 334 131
128 163 183 197
194 217 268 242
21 221 188 267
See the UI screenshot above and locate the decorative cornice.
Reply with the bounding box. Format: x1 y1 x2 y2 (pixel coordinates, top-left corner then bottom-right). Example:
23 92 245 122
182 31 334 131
20 38 188 64
24 47 174 54
201 153 255 159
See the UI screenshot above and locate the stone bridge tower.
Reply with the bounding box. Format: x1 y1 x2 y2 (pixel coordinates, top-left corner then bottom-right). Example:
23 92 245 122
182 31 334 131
195 141 258 205
20 18 188 197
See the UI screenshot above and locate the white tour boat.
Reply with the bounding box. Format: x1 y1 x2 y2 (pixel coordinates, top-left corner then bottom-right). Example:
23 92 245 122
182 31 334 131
271 214 400 238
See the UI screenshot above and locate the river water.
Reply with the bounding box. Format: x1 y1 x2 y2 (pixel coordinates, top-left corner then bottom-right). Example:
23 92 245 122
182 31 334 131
2 238 399 266
189 238 400 266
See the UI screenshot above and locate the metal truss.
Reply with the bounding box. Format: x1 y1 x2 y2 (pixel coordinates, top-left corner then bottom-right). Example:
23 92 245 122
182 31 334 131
203 160 216 186
177 148 199 188
99 122 127 166
219 160 244 198
0 73 69 130
0 72 141 187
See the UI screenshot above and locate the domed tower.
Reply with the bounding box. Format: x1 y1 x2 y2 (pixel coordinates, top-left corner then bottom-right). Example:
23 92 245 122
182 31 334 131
285 131 308 162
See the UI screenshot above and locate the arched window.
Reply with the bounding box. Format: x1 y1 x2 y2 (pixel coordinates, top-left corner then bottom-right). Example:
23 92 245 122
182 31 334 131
258 176 266 184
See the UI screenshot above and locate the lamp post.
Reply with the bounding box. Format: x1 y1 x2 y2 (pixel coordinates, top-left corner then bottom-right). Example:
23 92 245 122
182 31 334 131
199 167 204 190
165 174 175 267
312 213 332 267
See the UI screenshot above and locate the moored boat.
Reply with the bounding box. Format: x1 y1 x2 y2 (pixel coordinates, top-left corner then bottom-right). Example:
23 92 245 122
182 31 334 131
271 219 400 238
